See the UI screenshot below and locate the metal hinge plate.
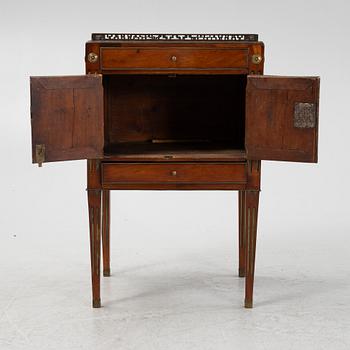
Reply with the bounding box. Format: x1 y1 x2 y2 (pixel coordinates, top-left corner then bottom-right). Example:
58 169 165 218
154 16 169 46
294 102 316 128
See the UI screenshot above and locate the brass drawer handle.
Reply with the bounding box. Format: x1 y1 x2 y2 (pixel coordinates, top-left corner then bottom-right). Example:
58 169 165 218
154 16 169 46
171 55 177 62
171 170 177 176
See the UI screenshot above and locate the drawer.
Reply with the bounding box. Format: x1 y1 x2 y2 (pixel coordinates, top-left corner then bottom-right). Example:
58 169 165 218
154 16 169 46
102 163 247 184
100 47 248 71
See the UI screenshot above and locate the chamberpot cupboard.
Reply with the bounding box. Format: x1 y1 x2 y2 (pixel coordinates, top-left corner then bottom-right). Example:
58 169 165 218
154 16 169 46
30 33 320 308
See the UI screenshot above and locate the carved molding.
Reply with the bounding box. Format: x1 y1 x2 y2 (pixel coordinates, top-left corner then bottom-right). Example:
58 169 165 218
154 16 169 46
246 207 257 275
92 33 258 42
89 206 101 277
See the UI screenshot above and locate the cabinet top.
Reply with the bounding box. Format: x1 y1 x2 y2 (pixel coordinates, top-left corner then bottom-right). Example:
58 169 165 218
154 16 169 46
90 33 259 42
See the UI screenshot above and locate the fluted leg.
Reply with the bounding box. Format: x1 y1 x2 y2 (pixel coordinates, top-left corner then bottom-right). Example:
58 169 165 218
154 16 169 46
102 190 111 277
244 190 260 308
238 191 246 277
88 189 102 308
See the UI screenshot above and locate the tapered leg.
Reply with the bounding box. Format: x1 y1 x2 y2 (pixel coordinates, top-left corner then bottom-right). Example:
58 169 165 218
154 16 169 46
238 191 246 277
244 190 260 308
102 190 111 277
88 189 102 308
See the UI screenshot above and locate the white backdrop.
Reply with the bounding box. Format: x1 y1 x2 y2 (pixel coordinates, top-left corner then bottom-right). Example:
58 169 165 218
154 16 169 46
1 1 349 349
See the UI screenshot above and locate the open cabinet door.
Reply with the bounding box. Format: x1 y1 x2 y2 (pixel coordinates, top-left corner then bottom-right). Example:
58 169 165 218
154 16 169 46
245 75 320 162
30 75 104 165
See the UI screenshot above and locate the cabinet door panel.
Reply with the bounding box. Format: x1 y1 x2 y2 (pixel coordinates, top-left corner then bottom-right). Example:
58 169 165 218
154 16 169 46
30 75 104 164
245 75 320 162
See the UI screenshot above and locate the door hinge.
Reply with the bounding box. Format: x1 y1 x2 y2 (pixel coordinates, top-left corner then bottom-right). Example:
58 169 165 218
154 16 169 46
35 144 45 167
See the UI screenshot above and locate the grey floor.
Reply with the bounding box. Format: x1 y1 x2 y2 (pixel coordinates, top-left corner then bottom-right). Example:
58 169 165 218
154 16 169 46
1 191 349 350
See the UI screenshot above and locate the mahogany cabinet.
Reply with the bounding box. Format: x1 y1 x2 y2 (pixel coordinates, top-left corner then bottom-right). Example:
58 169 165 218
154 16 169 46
30 33 320 308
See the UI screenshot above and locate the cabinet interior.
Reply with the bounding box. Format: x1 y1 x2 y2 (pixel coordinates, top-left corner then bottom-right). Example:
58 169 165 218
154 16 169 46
103 74 247 161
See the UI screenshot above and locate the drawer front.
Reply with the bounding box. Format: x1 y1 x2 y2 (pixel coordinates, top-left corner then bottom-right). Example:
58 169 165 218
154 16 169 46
100 47 248 71
102 163 247 184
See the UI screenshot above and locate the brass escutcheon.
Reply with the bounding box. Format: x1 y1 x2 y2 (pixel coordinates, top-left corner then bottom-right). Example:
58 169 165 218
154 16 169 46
35 144 45 167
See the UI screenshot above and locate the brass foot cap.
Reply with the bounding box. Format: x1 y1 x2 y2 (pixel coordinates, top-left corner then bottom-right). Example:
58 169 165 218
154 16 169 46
238 268 245 277
244 300 253 308
103 269 111 277
93 299 101 308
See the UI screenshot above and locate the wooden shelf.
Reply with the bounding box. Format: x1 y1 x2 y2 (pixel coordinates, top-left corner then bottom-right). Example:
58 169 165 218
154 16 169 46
104 142 246 162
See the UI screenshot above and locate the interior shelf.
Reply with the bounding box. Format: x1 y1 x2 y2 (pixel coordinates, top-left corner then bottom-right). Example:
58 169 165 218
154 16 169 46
104 142 246 162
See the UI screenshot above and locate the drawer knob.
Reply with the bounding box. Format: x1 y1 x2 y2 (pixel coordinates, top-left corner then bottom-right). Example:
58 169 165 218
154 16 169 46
251 54 262 64
171 170 177 176
171 55 177 62
87 52 98 63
